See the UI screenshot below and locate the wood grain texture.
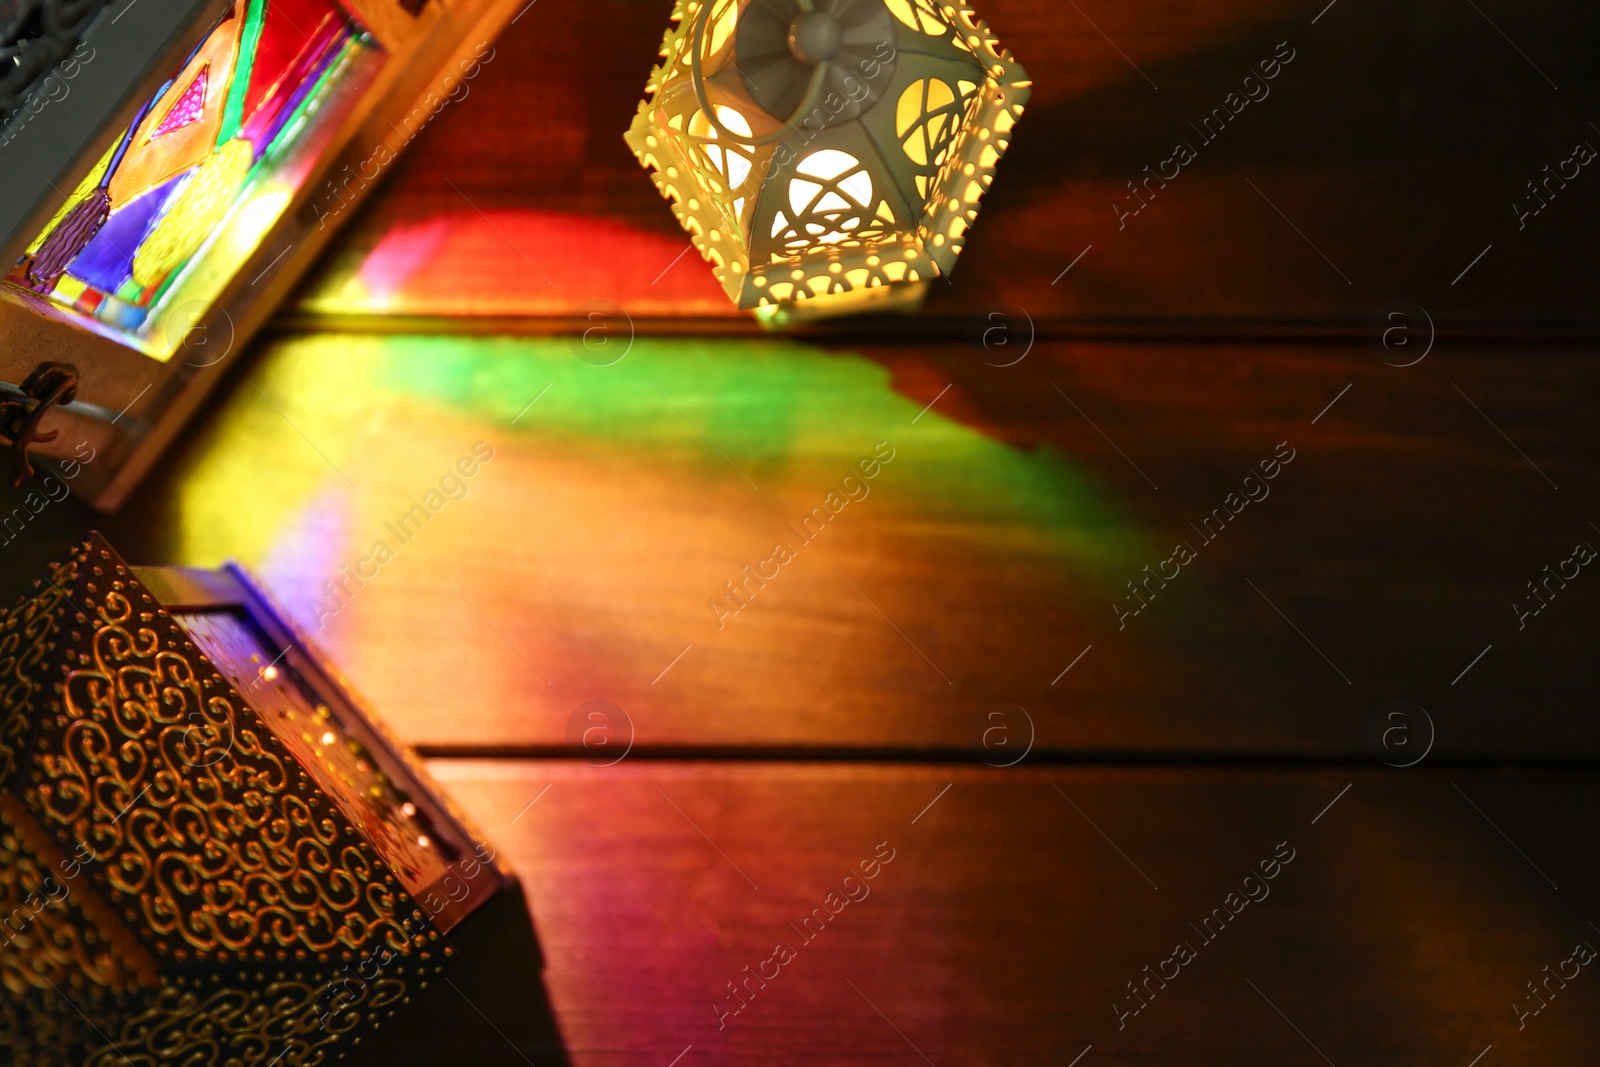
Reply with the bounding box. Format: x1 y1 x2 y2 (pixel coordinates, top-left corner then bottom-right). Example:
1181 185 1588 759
3 336 1595 758
1 4 1593 1058
283 0 1600 328
348 759 1600 1065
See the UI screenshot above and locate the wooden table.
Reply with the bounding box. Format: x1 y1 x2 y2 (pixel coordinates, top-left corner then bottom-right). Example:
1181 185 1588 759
3 0 1598 1062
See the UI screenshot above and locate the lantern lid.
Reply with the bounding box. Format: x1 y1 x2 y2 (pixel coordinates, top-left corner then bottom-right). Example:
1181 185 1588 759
734 0 899 126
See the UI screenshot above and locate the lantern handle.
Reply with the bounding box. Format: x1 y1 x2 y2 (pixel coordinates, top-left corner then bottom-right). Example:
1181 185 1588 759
690 0 831 148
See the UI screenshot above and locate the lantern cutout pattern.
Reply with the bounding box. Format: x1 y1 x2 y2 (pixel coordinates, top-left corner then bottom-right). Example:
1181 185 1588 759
626 0 1030 325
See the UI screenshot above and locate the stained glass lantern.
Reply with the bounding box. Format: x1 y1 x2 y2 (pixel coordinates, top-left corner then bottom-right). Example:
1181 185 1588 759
0 533 513 1065
0 0 519 509
625 0 1030 326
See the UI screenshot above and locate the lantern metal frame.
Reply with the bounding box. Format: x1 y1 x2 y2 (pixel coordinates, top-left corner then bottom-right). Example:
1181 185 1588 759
626 0 1030 326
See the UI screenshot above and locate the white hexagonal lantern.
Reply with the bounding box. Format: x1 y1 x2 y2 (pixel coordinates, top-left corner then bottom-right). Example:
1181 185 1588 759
626 0 1030 326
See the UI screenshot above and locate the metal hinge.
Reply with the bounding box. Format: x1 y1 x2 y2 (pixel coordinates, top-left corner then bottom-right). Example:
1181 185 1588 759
0 360 78 488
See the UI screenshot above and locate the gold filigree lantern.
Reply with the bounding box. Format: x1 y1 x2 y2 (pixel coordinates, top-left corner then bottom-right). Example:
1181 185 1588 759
0 534 513 1066
626 0 1030 326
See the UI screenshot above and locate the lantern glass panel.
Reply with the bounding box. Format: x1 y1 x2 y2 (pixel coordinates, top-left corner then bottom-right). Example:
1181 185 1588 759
0 0 519 510
4 0 385 360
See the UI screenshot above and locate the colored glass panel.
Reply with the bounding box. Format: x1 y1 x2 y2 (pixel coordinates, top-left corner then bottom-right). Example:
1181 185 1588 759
150 65 209 139
2 0 386 360
240 0 345 131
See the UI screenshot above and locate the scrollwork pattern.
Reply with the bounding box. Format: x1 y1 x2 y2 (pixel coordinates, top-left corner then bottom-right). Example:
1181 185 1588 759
0 540 453 1065
0 563 66 786
83 974 411 1067
15 542 424 965
0 807 136 996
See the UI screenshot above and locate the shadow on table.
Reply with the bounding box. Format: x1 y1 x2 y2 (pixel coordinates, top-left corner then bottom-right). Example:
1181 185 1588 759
353 882 570 1067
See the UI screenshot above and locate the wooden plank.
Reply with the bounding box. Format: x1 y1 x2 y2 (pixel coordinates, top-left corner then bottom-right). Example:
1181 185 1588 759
346 759 1600 1065
2 336 1594 757
285 0 1600 328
